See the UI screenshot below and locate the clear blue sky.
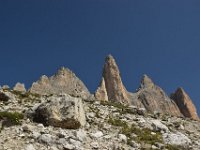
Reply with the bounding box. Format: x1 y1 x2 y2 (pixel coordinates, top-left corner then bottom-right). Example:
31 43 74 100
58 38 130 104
0 1 200 113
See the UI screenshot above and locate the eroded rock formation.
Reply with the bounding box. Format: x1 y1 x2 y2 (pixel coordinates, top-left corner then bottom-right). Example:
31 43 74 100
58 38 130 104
136 75 182 117
171 88 199 120
95 78 108 101
29 67 90 99
96 55 130 104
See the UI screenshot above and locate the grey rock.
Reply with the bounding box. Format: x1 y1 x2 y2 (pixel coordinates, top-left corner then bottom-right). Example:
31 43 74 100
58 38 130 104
25 144 35 150
90 131 104 139
32 94 86 129
29 67 90 99
162 132 191 146
151 120 169 132
38 134 56 145
118 134 127 143
75 129 87 142
136 75 182 117
91 142 99 149
63 143 75 150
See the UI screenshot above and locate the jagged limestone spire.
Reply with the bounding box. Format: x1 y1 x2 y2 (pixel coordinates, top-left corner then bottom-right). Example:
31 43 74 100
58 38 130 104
140 74 154 89
95 77 108 101
171 87 199 120
100 54 130 104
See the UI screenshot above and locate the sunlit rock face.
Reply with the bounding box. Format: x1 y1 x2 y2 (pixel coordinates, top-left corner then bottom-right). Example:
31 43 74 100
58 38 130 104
29 67 90 99
136 75 182 117
96 55 130 104
171 88 199 120
95 77 108 101
13 82 26 92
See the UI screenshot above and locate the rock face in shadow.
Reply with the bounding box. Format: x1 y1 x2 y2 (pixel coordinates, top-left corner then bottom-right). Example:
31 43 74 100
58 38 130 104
136 75 182 117
171 88 199 120
32 94 86 129
29 67 90 99
95 55 130 104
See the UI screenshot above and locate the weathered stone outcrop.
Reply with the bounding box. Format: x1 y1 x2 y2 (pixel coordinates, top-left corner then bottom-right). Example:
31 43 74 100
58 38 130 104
171 88 199 120
95 78 108 101
32 94 86 129
96 55 130 104
29 67 90 99
13 82 26 92
136 75 182 116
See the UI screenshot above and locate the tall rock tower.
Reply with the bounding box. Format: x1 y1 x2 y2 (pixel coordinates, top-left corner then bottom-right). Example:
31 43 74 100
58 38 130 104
95 55 130 104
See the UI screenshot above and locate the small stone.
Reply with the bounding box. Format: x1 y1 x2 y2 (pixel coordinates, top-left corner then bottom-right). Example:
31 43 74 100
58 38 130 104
151 120 169 132
179 124 185 130
22 124 32 132
137 108 146 116
32 131 41 139
129 141 140 148
91 142 99 149
90 131 103 139
118 134 127 143
38 134 56 145
63 143 74 150
75 129 87 142
69 138 82 147
151 145 158 149
25 144 35 150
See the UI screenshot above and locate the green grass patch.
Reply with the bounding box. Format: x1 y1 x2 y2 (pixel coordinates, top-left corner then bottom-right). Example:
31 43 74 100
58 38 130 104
108 117 163 146
165 144 182 150
0 111 24 127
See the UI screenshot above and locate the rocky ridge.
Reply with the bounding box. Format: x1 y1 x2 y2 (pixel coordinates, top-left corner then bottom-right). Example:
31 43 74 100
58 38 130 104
29 67 90 99
0 54 199 150
135 75 182 117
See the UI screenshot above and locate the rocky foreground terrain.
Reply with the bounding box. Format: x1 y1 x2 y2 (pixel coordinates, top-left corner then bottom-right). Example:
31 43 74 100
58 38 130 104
0 55 200 150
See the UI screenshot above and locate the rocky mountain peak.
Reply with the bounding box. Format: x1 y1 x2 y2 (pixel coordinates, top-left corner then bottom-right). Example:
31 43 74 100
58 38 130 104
136 75 182 117
171 88 199 120
13 82 26 92
97 55 130 104
55 67 73 76
29 67 90 99
140 74 154 89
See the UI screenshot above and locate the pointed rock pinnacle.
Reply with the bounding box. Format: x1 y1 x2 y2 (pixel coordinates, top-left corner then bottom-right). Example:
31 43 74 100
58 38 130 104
171 88 199 120
95 77 108 101
96 55 130 104
140 74 154 89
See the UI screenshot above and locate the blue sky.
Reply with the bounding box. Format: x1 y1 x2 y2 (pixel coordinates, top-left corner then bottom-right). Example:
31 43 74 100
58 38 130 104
0 0 200 113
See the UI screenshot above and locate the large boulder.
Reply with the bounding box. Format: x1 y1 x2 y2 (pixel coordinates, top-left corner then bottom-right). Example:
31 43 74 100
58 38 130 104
171 88 199 120
29 67 90 99
135 75 182 117
32 94 86 129
162 132 191 147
